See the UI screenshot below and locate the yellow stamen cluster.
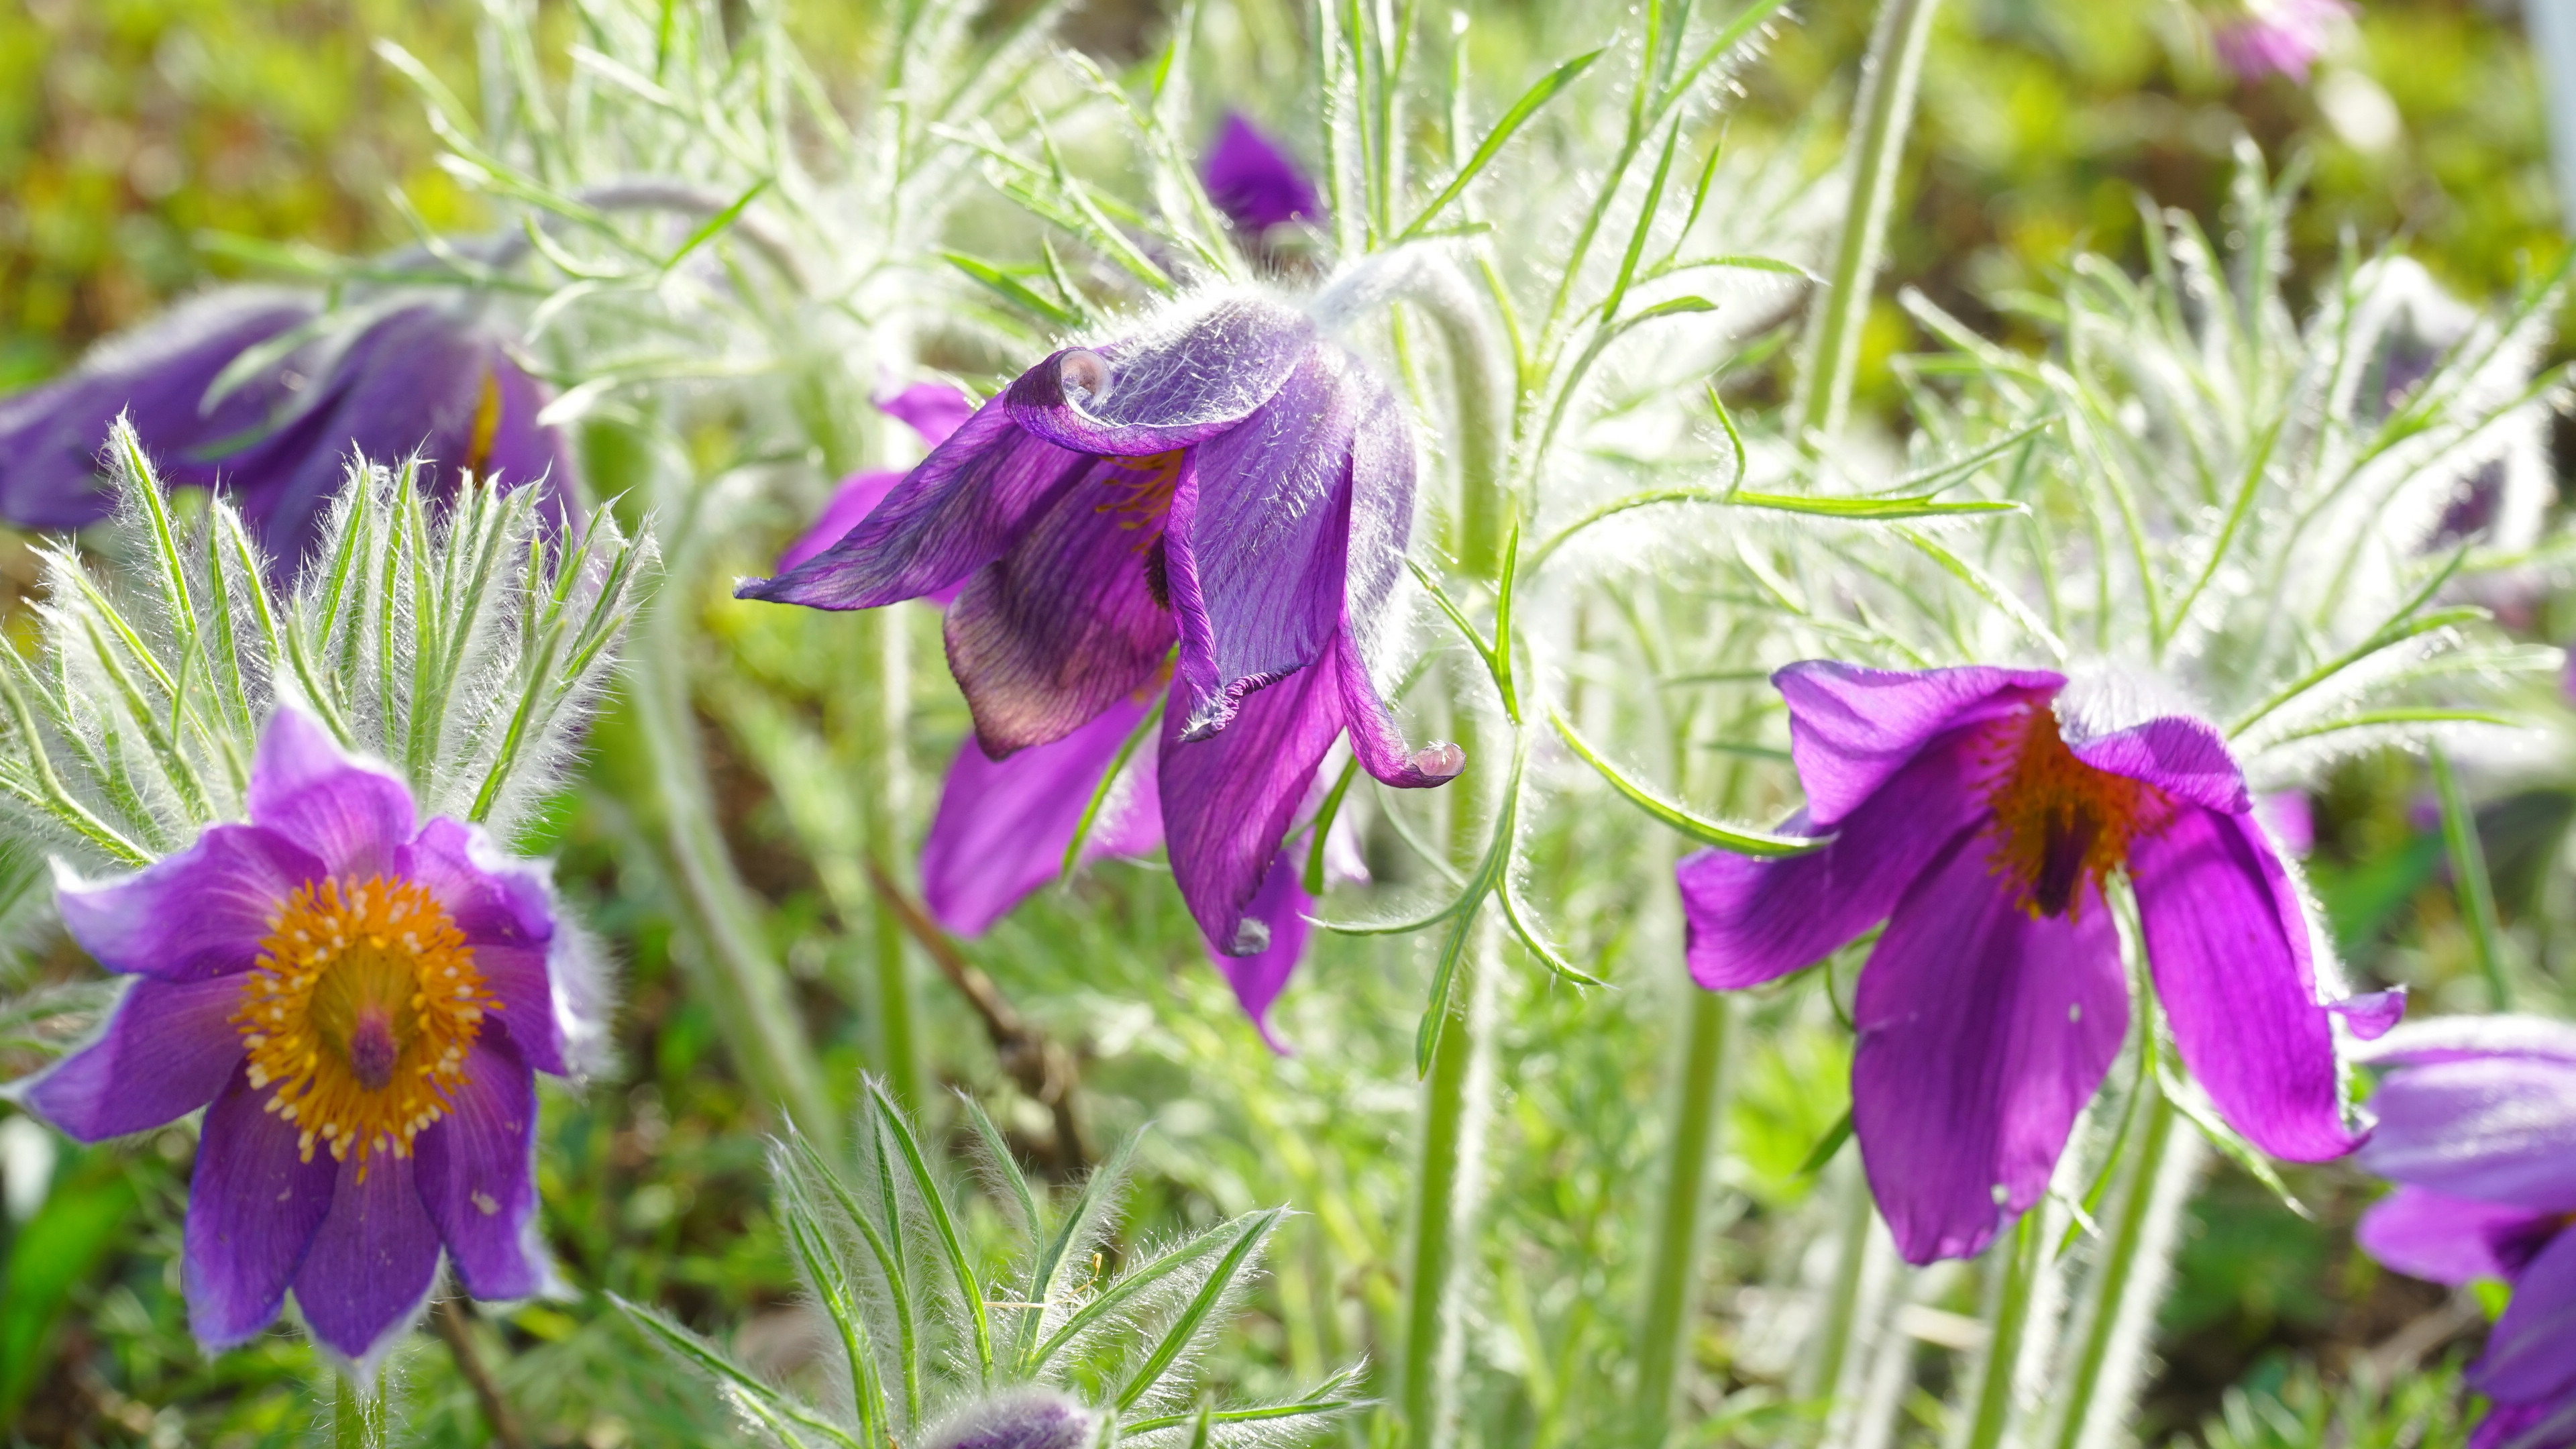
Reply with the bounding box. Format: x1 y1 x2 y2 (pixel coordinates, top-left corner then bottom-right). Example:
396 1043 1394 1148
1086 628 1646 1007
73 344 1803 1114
1094 450 1185 537
230 875 494 1178
1982 706 2165 919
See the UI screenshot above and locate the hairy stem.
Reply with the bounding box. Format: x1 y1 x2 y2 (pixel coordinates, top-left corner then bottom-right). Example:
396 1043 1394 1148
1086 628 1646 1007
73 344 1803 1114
2431 743 2512 1010
855 608 925 1110
1413 262 1514 581
2049 1089 2193 1449
331 1371 387 1449
1633 989 1733 1444
1804 1165 1883 1439
1964 1213 2043 1449
1794 0 1943 444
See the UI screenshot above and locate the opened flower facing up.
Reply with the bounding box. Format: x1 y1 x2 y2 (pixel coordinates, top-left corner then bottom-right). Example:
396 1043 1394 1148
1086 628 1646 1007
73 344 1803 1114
0 290 569 567
739 290 1461 963
1678 663 2395 1263
2210 0 2353 83
2355 1016 2576 1449
17 706 588 1368
1201 113 1324 237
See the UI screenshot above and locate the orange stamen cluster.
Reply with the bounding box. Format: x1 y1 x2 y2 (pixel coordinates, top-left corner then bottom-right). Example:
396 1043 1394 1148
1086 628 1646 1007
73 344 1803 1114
1095 451 1185 537
230 875 494 1178
1982 706 2165 918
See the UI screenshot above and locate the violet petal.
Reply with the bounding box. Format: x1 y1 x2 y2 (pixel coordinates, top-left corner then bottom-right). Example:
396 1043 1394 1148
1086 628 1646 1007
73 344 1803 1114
397 817 567 1076
294 1148 443 1365
415 1032 545 1301
184 1067 337 1350
922 692 1164 936
58 822 323 982
244 706 416 881
2066 712 2251 814
1003 297 1316 457
1774 661 2063 828
1159 660 1342 957
2356 1056 2576 1211
2356 1185 2547 1287
1202 113 1324 233
25 976 246 1140
2476 1226 2576 1405
1208 851 1310 1051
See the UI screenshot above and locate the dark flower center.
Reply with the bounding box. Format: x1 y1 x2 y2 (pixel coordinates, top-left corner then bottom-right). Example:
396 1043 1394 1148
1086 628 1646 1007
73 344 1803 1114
1983 706 2165 918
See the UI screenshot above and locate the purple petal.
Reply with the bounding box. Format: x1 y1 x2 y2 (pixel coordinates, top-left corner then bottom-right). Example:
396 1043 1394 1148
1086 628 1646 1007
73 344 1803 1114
2065 712 2250 814
2332 988 2407 1041
1774 661 2063 829
1333 371 1434 777
2469 1400 2576 1449
1208 851 1310 1051
415 1032 545 1301
943 455 1182 755
246 706 417 881
58 823 323 982
397 818 568 1077
1002 296 1316 458
184 1067 337 1350
1162 348 1360 737
23 976 246 1140
2355 1056 2576 1211
922 692 1164 936
881 382 976 449
2132 803 2361 1161
2477 1228 2576 1405
294 1148 442 1365
1159 661 1342 956
2356 1185 2548 1286
2361 1014 2576 1069
2259 790 2315 855
781 470 904 575
1333 627 1464 787
1680 721 1996 990
1202 113 1324 234
741 400 1089 610
1851 828 2129 1265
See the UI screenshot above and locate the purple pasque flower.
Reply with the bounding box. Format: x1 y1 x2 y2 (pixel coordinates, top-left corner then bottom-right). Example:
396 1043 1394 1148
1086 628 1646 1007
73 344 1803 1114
2211 0 2353 83
17 706 582 1367
918 689 1362 1050
2354 1016 2576 1449
0 290 570 567
737 290 1461 959
1202 113 1325 237
1677 662 2392 1264
778 382 979 574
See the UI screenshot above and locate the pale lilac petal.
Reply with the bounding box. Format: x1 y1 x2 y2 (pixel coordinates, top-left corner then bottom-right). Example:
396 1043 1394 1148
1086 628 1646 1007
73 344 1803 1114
2477 1228 2576 1404
1680 722 1996 989
2355 1056 2576 1211
415 1033 545 1301
1208 852 1309 1051
1159 662 1342 956
294 1148 441 1365
246 706 415 880
24 976 245 1140
2360 1014 2576 1069
922 693 1163 936
1203 114 1323 233
2066 712 2251 814
1851 829 2129 1265
943 457 1181 755
2332 988 2407 1040
881 383 976 449
1003 297 1315 458
397 818 566 1077
184 1067 337 1349
739 400 1091 610
58 824 323 982
2357 1186 2547 1286
2132 803 2361 1161
2259 790 2315 855
1162 350 1360 737
1774 661 2063 828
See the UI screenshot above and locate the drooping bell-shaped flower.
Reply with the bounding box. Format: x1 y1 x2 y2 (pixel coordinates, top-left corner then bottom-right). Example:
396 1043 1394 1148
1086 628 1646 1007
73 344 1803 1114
1678 662 2396 1263
2353 1016 2576 1449
0 291 570 566
738 290 1460 959
1202 113 1325 237
2210 0 2353 83
18 706 592 1368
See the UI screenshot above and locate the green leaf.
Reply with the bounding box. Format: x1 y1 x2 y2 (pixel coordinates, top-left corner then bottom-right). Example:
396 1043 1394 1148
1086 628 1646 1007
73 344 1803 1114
2155 1064 2312 1220
1548 707 1821 857
865 1079 994 1381
1301 754 1363 896
612 1294 863 1448
945 251 1086 331
1115 1209 1283 1411
1398 49 1606 241
1793 1110 1854 1178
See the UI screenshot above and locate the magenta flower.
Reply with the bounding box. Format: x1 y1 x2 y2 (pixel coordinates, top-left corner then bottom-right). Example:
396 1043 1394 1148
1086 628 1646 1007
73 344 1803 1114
2211 0 2353 83
17 707 585 1366
0 291 570 567
1202 113 1324 236
2356 1017 2576 1449
738 291 1460 959
1677 663 2393 1263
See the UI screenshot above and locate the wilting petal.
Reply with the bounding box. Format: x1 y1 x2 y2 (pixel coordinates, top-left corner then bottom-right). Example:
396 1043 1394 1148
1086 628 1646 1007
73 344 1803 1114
295 1148 441 1365
1680 722 1996 989
922 693 1164 936
1203 113 1323 233
2132 803 2360 1161
398 818 567 1076
184 1067 337 1349
1210 852 1310 1051
58 824 323 982
24 976 246 1140
2361 1014 2576 1069
1774 661 2062 828
415 1033 545 1301
1163 350 1360 736
1004 297 1316 458
2357 1055 2576 1211
945 456 1181 755
1161 661 1342 955
246 706 415 881
2357 1185 2547 1285
2066 712 2251 814
2477 1228 2576 1405
1851 829 2129 1265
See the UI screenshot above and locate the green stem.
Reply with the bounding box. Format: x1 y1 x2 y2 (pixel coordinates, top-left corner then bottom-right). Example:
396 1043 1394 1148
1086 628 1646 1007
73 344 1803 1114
1964 1214 2043 1449
1413 265 1513 582
2431 743 2513 1010
333 1371 387 1449
855 607 924 1110
2049 1089 2184 1449
1803 1167 1880 1437
1794 0 1943 444
1633 989 1733 1446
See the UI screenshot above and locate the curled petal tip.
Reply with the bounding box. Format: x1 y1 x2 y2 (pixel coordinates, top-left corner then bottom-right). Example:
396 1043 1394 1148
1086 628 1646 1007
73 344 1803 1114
1410 743 1466 780
1057 349 1112 410
1228 918 1273 956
